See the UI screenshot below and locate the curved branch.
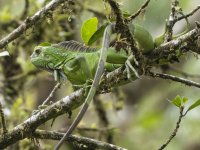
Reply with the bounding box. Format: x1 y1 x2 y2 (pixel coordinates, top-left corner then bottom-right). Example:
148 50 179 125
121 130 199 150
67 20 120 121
20 0 30 20
33 130 126 150
174 5 200 23
0 89 84 149
158 107 184 150
124 0 151 23
0 0 72 49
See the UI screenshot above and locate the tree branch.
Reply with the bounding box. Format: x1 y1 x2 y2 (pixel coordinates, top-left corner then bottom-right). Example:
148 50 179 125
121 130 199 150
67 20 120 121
148 72 200 88
124 0 151 23
158 106 184 150
174 5 200 23
20 0 30 20
167 66 200 79
32 129 126 150
0 0 73 49
148 26 200 62
0 102 7 134
42 83 61 106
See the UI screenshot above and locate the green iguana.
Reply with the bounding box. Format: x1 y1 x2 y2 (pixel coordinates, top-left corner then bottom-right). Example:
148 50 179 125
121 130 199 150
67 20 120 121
31 24 154 86
30 24 154 149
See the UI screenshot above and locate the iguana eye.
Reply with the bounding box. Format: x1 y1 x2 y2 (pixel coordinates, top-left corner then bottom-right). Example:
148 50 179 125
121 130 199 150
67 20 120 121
35 48 41 55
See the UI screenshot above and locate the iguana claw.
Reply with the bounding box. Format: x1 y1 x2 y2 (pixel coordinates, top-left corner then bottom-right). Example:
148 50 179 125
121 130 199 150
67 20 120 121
125 55 141 80
73 79 93 96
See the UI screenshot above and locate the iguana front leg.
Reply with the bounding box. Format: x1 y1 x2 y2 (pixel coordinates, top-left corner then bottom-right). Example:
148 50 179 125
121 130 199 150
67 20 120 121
63 55 93 87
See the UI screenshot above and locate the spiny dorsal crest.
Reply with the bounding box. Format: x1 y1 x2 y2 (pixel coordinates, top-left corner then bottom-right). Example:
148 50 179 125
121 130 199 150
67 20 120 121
53 40 97 52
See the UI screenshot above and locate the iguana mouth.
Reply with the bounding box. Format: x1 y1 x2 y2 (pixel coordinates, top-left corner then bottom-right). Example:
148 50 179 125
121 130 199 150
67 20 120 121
30 57 53 72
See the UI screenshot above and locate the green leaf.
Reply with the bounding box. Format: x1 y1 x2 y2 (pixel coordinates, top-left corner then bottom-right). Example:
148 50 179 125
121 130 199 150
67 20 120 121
88 22 109 45
0 51 9 57
154 33 165 47
81 17 98 45
39 42 51 46
182 97 188 104
187 99 200 112
171 95 182 108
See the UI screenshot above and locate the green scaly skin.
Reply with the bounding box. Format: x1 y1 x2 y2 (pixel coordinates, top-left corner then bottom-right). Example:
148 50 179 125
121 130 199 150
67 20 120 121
31 24 154 86
31 43 129 85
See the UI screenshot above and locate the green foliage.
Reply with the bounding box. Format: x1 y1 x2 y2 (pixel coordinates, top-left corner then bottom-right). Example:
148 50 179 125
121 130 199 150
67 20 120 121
171 95 188 108
88 22 109 45
187 99 200 112
81 17 98 45
171 95 182 108
154 33 165 47
171 95 200 114
130 24 154 53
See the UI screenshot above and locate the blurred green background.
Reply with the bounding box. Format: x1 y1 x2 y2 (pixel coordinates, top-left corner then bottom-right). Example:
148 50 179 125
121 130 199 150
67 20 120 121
0 0 200 149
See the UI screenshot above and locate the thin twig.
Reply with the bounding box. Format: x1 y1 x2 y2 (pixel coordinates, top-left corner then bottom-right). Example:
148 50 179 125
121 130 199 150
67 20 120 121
42 83 61 105
0 0 72 49
165 0 179 41
0 102 7 134
158 107 184 150
124 0 151 23
174 5 200 23
149 72 200 88
20 0 30 20
33 129 126 150
168 66 200 79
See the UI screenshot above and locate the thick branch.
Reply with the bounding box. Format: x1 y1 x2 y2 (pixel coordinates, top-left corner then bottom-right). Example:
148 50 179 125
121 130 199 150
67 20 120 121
33 130 126 150
0 0 72 49
0 89 84 148
148 27 200 61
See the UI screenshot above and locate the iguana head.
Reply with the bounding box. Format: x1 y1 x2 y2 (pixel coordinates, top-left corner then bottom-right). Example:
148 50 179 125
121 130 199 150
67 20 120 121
31 43 68 71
